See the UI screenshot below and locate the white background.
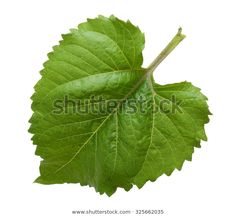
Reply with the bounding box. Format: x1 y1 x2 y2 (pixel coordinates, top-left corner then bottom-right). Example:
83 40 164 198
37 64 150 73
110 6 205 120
0 0 235 215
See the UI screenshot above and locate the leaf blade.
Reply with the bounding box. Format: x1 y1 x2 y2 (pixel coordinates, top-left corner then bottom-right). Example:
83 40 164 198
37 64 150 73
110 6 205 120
30 16 210 196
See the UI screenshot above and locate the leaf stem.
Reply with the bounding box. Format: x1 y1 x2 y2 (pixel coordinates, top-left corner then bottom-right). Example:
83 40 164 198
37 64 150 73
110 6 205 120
147 28 186 74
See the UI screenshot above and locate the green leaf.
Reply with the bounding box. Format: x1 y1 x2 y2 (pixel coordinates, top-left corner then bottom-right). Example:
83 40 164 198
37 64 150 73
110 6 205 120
29 15 210 196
